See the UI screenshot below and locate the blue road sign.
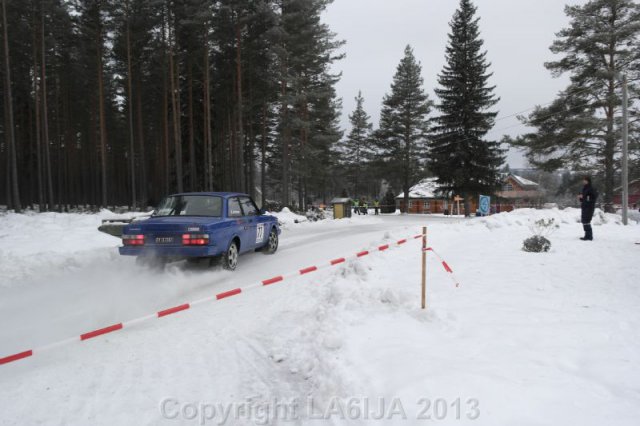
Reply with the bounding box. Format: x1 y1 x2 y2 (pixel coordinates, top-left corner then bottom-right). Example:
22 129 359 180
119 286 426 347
479 195 490 216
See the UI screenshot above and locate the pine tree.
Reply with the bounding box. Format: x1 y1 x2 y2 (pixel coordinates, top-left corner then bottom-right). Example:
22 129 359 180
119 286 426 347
342 91 373 197
511 0 640 211
377 45 432 213
242 0 279 205
275 0 344 208
305 73 343 204
429 0 504 216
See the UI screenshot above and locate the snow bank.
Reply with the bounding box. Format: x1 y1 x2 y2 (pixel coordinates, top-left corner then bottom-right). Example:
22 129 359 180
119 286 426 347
0 210 133 284
472 207 628 230
266 207 308 226
268 207 387 228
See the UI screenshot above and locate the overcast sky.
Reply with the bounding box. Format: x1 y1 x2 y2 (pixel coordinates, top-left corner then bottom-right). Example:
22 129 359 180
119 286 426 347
323 0 587 168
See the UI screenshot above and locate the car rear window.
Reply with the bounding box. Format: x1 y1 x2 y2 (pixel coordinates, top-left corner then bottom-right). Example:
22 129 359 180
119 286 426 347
154 195 222 217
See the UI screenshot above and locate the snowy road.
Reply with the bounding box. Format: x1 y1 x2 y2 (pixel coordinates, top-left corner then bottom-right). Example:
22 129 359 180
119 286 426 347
0 213 455 357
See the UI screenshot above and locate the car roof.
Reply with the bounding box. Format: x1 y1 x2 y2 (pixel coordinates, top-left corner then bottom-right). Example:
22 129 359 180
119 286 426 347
169 192 249 199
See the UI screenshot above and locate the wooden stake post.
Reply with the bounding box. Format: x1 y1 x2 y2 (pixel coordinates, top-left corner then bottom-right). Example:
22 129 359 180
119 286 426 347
454 195 463 216
421 226 427 309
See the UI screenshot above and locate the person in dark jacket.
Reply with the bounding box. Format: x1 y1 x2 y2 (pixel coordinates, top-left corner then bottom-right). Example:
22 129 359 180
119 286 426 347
579 176 597 241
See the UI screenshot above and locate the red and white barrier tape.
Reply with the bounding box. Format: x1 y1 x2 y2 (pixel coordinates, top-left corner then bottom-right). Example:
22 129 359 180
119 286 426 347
425 247 460 288
2 231 452 366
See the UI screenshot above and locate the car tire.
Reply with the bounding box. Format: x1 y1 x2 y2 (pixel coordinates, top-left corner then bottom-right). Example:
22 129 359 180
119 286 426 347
223 240 239 271
263 228 278 254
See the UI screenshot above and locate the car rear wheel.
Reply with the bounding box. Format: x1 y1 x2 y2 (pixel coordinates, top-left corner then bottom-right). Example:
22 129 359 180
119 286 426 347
223 240 239 270
264 228 278 254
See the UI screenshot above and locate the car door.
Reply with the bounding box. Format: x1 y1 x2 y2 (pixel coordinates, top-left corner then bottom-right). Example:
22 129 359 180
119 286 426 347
227 196 251 253
238 196 261 250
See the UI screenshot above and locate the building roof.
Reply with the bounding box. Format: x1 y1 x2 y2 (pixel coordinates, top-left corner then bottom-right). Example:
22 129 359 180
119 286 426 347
508 174 539 188
330 198 351 203
396 178 443 199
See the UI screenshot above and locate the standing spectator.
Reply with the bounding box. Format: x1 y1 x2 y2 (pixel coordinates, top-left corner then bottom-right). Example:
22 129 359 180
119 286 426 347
578 176 597 241
353 199 360 215
374 199 380 215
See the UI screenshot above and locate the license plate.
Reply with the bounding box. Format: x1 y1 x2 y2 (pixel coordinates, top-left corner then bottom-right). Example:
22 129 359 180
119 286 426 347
155 237 174 244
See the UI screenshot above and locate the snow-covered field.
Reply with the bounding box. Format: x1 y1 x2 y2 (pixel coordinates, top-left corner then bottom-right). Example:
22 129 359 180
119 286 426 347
0 208 639 425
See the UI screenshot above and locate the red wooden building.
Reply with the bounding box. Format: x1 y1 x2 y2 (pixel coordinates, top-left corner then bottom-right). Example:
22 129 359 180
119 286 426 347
613 179 640 207
395 174 543 214
495 174 544 211
395 178 449 214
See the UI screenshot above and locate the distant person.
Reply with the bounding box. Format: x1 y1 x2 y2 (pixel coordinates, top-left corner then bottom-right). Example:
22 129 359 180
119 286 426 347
361 199 368 215
578 176 597 241
353 199 360 215
374 199 380 215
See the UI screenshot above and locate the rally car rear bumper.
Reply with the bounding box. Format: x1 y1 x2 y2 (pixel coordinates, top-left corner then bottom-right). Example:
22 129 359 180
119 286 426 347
119 245 222 258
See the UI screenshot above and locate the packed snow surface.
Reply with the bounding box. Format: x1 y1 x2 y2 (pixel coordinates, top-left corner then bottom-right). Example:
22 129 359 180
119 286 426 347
0 208 639 425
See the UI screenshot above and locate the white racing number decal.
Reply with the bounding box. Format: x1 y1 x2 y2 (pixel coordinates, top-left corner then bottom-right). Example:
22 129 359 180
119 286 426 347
256 224 265 243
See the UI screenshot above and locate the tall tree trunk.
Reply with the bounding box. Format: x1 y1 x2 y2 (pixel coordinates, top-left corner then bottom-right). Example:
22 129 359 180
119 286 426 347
187 60 196 191
41 0 53 210
235 23 245 193
125 0 136 209
32 9 44 210
163 81 170 195
162 7 169 195
300 99 308 208
247 120 255 199
298 177 303 210
54 83 63 210
603 58 616 212
188 57 198 191
135 76 147 207
203 33 212 191
168 14 182 193
2 0 21 212
54 79 64 212
4 125 10 209
280 62 290 207
96 18 108 206
261 103 267 208
229 108 236 190
89 95 97 206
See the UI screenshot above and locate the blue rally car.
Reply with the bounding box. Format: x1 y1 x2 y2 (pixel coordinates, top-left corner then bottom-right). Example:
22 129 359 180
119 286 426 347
119 192 280 270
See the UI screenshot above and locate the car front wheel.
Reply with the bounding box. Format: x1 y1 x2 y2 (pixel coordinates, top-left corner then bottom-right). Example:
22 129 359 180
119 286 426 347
223 240 239 270
264 228 278 254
